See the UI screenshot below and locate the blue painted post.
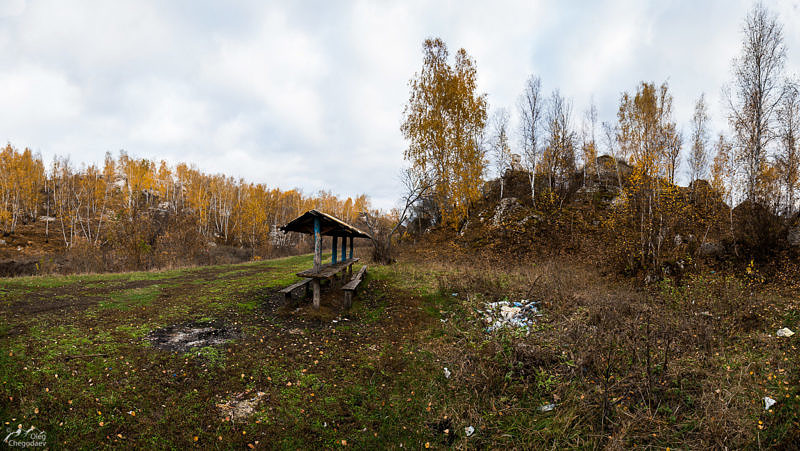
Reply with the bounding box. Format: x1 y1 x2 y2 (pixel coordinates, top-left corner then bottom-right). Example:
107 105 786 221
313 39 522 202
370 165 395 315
341 234 347 261
313 217 321 271
349 236 354 259
332 235 338 264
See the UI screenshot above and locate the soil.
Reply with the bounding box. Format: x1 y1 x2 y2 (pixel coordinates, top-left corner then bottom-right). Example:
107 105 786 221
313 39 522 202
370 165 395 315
2 265 272 318
216 391 268 421
146 320 239 352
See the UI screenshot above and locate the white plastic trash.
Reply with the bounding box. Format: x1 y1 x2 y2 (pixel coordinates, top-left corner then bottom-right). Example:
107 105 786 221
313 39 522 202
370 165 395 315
464 426 474 437
538 403 556 412
777 328 795 337
443 367 451 379
764 396 777 410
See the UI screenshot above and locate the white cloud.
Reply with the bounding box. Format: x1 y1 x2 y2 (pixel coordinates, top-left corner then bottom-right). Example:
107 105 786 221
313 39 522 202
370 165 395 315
0 63 83 139
0 0 799 209
0 0 26 18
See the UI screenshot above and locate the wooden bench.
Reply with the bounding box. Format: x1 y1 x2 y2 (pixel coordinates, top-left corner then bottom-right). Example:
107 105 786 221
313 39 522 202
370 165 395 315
341 265 367 309
279 278 313 304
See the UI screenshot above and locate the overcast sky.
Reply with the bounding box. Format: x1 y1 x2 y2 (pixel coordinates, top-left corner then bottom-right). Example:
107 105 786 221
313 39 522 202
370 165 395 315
1 0 799 209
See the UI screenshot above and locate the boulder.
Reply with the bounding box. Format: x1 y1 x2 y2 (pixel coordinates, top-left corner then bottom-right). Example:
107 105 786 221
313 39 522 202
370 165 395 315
510 153 525 171
493 197 524 226
788 227 800 247
699 241 725 258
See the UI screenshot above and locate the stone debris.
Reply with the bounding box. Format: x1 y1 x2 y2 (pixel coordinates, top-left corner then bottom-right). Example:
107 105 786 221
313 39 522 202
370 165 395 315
480 299 540 332
217 391 267 421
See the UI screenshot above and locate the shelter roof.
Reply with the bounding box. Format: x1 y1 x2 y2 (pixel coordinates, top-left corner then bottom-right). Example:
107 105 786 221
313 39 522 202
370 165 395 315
280 209 371 239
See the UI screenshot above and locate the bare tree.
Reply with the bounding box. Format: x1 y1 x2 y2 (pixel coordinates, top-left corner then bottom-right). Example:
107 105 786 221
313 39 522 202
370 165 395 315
602 122 624 191
361 168 432 264
518 75 544 205
776 81 800 215
541 90 576 197
665 130 683 185
689 94 710 184
727 2 786 203
490 108 513 199
581 99 600 184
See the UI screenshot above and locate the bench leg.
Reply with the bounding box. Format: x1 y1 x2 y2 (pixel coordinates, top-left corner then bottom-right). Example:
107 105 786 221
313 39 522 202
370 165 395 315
344 290 352 310
312 279 321 310
348 264 353 278
304 283 310 299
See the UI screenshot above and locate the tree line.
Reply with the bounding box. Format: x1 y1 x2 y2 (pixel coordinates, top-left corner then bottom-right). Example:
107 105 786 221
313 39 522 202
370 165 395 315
401 4 800 271
0 145 370 270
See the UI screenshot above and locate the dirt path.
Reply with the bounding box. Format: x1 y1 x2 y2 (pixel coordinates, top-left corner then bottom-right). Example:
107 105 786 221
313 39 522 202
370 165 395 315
0 264 272 318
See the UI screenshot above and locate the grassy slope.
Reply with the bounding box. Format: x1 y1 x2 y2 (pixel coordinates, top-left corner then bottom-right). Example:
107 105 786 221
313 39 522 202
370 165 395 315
2 252 799 449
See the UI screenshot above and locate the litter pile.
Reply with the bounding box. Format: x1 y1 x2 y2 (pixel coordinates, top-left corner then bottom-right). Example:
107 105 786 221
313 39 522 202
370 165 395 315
480 299 540 332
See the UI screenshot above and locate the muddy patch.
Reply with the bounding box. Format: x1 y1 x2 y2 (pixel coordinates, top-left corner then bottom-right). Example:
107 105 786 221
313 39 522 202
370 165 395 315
216 391 267 421
145 321 239 352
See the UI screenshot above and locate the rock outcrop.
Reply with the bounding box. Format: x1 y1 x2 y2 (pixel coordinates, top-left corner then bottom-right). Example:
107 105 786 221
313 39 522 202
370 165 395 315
492 197 524 227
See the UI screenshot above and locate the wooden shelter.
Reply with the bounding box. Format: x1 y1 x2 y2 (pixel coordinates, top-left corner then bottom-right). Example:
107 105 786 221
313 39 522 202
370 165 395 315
280 210 371 309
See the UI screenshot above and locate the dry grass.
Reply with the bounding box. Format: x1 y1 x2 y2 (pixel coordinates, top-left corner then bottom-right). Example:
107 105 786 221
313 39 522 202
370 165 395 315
398 247 800 448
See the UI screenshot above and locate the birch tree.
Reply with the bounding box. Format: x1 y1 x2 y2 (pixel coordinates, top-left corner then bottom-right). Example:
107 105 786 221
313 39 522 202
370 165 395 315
727 3 786 204
518 75 544 205
689 94 710 184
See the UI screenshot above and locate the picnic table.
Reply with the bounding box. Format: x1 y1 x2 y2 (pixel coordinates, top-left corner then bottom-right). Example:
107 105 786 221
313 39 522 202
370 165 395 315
296 257 359 280
280 210 371 309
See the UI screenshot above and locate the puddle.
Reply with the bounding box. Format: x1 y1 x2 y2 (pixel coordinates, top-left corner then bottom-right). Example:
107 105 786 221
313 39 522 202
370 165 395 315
145 321 238 352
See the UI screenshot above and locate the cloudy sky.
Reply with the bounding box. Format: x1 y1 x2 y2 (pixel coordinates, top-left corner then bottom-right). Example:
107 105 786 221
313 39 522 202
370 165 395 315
1 0 799 209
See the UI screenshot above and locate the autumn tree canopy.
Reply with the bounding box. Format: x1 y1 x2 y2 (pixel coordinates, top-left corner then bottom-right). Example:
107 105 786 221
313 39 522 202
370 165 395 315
401 38 488 228
0 144 372 269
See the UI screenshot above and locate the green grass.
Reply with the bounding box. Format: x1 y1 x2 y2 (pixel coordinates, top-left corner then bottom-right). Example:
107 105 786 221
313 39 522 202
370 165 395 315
2 251 798 448
1 252 457 449
99 285 162 310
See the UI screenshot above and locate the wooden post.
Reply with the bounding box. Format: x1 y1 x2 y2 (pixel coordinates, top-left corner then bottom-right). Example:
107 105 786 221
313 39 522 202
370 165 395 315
344 290 352 310
349 236 354 259
341 235 347 261
313 217 321 271
332 235 338 264
312 279 320 309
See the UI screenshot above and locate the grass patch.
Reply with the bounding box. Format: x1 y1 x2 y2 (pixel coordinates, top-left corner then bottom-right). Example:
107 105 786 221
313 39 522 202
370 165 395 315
99 285 162 310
